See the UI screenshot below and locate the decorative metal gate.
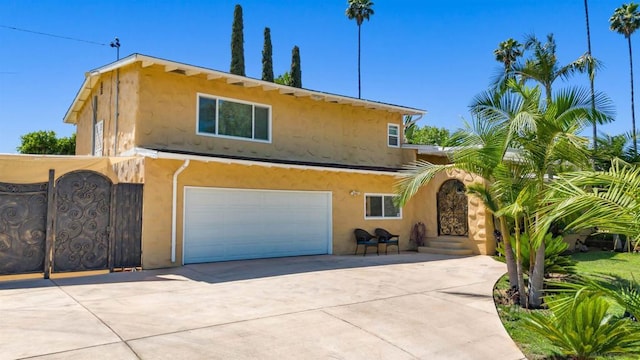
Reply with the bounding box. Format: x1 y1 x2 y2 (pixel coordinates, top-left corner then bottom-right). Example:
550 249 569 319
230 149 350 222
53 171 112 272
437 179 468 236
0 170 142 278
0 182 48 275
113 183 143 269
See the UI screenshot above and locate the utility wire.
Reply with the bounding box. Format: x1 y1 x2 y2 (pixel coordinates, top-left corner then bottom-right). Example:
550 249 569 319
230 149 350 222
0 24 107 46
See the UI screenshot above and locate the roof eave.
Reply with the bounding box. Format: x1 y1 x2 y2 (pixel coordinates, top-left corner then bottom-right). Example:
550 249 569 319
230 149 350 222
62 53 426 125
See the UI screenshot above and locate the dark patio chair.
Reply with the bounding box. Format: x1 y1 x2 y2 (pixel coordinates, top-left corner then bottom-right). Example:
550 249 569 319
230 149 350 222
375 228 400 255
354 228 379 256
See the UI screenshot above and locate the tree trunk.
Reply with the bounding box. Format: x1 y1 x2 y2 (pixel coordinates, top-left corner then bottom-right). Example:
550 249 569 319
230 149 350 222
584 0 597 154
499 216 518 289
514 215 526 307
528 238 546 308
629 36 637 155
357 24 362 99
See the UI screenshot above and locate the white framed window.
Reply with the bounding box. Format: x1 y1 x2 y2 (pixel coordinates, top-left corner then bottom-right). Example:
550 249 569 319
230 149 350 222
387 123 399 147
94 120 104 156
197 93 271 142
365 194 402 219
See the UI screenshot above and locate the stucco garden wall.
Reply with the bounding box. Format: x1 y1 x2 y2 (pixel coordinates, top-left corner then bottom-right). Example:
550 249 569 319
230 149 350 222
0 155 122 183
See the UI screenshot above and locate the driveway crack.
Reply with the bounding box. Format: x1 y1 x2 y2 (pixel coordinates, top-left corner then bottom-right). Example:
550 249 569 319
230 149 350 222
321 309 419 359
52 280 142 360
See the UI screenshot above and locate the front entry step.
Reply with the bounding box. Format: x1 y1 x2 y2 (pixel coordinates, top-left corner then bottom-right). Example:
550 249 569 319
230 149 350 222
418 236 474 256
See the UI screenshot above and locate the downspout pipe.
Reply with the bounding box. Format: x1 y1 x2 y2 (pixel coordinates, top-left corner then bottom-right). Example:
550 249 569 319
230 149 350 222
171 159 190 263
113 68 119 155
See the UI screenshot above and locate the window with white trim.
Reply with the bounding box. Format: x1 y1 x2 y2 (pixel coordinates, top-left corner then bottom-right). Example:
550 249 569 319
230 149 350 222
197 94 271 142
388 123 399 147
365 194 402 219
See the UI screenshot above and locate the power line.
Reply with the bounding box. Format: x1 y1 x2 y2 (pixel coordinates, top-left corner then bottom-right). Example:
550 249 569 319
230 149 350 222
0 24 107 46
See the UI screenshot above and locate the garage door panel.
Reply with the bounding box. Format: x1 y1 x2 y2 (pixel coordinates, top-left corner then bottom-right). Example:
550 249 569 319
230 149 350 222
184 188 331 263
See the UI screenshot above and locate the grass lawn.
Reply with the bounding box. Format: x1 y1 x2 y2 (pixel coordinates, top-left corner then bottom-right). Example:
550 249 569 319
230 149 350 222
495 250 640 360
572 251 640 280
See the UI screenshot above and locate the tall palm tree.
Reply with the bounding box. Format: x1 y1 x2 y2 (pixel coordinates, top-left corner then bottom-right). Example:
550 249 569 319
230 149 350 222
584 0 598 153
494 38 523 73
345 0 374 99
610 3 640 156
493 38 523 91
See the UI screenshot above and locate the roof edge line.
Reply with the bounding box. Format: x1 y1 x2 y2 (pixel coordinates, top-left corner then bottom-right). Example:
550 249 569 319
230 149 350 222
127 147 401 176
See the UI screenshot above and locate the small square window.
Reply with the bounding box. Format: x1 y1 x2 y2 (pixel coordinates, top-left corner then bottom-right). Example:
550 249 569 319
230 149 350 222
388 124 400 147
365 194 402 219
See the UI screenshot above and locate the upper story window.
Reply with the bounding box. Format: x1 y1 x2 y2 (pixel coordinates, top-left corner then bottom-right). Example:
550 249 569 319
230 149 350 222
197 93 271 142
387 124 399 147
365 194 402 219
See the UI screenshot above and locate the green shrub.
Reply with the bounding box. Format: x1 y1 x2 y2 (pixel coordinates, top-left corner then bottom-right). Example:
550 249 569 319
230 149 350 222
522 294 640 359
498 232 576 275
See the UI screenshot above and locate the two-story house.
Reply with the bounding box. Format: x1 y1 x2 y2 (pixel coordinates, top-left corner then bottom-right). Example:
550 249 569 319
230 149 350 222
63 54 494 269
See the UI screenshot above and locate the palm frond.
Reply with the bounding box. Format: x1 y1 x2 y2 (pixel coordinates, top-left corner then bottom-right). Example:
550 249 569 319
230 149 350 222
395 161 454 206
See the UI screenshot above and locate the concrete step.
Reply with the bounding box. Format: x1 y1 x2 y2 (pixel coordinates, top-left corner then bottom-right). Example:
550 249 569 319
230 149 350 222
427 240 467 249
418 246 474 256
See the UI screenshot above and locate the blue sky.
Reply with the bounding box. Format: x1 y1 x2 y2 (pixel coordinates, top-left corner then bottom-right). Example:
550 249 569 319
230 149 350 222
0 0 635 153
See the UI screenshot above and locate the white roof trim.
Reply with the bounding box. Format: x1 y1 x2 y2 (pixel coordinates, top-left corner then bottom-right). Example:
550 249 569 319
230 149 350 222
63 54 425 124
402 144 449 155
402 144 524 162
123 147 402 177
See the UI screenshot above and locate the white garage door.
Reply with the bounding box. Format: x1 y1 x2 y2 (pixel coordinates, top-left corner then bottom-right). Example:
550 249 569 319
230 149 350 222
183 187 332 263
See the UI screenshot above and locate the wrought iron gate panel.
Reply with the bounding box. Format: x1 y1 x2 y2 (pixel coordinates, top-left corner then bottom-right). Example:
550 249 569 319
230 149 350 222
113 183 143 268
53 171 112 272
0 182 48 275
437 179 469 236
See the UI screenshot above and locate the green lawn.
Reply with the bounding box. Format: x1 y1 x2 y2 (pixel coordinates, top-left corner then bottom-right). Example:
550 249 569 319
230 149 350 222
572 251 640 281
495 250 640 360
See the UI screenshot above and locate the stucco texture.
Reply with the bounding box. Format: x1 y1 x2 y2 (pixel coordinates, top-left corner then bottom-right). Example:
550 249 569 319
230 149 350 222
122 64 408 168
409 168 495 255
75 64 139 157
139 158 419 268
0 155 129 183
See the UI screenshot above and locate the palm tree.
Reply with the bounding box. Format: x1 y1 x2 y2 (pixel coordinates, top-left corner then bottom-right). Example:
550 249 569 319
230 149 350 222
398 80 614 308
610 3 640 156
514 34 586 104
494 38 523 73
584 0 598 153
493 38 523 91
592 131 640 169
345 0 374 99
397 115 522 296
540 159 640 252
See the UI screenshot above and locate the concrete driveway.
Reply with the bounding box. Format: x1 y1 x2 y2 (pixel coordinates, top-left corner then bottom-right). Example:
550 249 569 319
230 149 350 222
0 254 525 360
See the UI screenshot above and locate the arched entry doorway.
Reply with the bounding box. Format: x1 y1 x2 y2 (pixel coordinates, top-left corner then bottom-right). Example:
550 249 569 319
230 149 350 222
437 179 468 236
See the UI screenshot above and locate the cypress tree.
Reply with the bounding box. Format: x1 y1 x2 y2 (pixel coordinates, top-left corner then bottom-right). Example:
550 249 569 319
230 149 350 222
290 45 301 88
262 27 274 82
230 4 245 76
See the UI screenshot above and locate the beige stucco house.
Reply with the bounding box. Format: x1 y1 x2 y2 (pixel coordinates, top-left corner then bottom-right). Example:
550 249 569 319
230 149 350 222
62 54 494 269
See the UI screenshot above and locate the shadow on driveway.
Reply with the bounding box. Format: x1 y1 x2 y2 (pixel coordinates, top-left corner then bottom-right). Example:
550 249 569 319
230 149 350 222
0 252 461 290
